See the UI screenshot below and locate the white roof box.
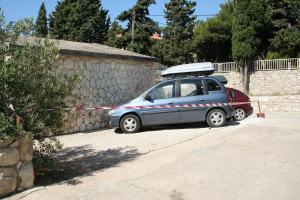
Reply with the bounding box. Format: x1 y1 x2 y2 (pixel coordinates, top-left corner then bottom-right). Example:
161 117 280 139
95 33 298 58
161 62 215 77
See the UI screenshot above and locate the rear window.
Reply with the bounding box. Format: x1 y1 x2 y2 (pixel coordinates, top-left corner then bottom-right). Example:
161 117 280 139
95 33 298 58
180 79 204 97
206 79 221 91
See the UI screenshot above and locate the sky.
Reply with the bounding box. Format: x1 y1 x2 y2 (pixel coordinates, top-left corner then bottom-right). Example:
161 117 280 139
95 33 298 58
0 0 225 26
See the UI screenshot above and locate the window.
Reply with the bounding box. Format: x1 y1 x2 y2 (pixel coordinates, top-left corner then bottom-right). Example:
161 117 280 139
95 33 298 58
206 79 221 91
150 82 174 99
180 79 204 97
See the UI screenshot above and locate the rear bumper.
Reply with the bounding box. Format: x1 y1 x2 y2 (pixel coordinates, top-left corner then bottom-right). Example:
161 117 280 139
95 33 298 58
247 106 254 116
225 106 235 118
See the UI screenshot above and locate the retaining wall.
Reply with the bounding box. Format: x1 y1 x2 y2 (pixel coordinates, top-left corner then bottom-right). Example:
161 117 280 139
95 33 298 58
249 70 300 95
217 70 300 96
251 95 300 113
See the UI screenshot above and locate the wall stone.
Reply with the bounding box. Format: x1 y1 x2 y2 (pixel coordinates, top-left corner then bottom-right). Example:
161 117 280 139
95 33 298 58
0 148 19 166
19 134 33 162
0 167 17 196
0 133 34 197
59 55 158 133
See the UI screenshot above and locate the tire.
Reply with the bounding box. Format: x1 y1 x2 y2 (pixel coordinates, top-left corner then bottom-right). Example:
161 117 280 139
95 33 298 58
234 108 246 121
207 109 226 128
120 114 141 133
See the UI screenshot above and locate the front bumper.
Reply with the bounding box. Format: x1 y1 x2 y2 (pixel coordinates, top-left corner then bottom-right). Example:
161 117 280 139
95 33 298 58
107 115 121 128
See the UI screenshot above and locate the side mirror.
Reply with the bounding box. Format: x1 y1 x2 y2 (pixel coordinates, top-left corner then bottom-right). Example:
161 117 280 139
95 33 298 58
145 93 155 101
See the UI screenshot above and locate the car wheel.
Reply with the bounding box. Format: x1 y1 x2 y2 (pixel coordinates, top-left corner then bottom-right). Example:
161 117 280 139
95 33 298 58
207 109 226 128
120 114 141 133
234 108 246 121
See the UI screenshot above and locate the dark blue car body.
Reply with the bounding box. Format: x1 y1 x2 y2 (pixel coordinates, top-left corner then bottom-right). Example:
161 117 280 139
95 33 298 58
108 76 235 129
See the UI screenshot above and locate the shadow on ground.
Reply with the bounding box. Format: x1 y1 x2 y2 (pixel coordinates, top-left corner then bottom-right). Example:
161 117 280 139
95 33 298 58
115 121 240 134
35 145 141 186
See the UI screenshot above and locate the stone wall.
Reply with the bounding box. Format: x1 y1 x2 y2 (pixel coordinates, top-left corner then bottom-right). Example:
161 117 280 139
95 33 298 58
58 55 157 133
0 134 34 197
214 72 243 91
249 70 300 95
217 69 300 96
250 95 300 113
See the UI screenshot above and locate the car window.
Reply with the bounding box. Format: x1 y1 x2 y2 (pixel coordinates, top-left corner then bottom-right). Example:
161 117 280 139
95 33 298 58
206 79 221 91
151 81 174 99
180 79 204 97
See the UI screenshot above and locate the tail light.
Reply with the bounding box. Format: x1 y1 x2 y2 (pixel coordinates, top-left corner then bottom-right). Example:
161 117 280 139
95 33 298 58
226 89 233 102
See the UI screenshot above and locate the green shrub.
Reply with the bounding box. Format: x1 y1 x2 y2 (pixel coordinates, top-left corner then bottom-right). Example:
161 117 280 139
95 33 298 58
0 10 79 140
33 137 63 175
0 10 80 176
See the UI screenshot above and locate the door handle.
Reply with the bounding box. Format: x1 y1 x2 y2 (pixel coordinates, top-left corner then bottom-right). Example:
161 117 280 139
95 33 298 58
200 99 205 101
168 102 175 105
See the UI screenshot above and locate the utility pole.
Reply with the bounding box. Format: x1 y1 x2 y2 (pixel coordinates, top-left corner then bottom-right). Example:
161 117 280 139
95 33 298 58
131 11 135 45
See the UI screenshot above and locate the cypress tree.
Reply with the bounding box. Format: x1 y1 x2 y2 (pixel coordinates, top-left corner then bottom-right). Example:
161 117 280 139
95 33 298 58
232 0 270 93
153 0 196 66
35 2 48 37
49 0 110 43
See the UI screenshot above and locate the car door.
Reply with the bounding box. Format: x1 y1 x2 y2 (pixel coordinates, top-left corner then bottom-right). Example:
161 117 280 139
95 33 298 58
176 78 209 123
204 78 228 104
140 80 180 126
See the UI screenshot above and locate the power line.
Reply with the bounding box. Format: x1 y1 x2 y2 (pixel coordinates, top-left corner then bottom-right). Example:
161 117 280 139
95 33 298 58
147 14 217 17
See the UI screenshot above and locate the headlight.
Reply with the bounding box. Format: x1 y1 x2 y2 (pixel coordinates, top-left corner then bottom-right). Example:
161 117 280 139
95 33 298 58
108 109 114 115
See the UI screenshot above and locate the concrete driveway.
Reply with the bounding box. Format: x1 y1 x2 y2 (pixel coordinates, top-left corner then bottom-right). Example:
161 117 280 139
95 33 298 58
7 113 300 200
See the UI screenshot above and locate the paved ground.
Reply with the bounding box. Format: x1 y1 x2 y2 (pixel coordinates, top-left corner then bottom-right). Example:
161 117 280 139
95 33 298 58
7 113 300 200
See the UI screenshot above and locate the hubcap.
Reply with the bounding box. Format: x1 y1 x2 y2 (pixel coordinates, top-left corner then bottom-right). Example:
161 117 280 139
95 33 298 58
123 118 137 132
210 111 224 126
235 108 246 120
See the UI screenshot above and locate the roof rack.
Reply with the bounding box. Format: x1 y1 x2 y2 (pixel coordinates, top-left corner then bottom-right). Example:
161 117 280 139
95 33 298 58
161 62 215 78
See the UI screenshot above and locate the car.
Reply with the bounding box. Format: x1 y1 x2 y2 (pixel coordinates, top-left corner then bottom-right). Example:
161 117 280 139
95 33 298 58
227 87 253 121
108 63 235 133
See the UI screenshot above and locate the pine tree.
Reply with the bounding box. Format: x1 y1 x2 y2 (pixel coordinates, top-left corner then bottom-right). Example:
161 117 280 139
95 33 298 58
117 0 158 55
153 0 196 66
49 0 110 43
105 21 126 49
193 1 234 62
232 0 270 93
266 0 300 58
35 2 48 37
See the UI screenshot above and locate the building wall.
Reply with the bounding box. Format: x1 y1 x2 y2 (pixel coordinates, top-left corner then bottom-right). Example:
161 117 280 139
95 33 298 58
57 55 157 133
